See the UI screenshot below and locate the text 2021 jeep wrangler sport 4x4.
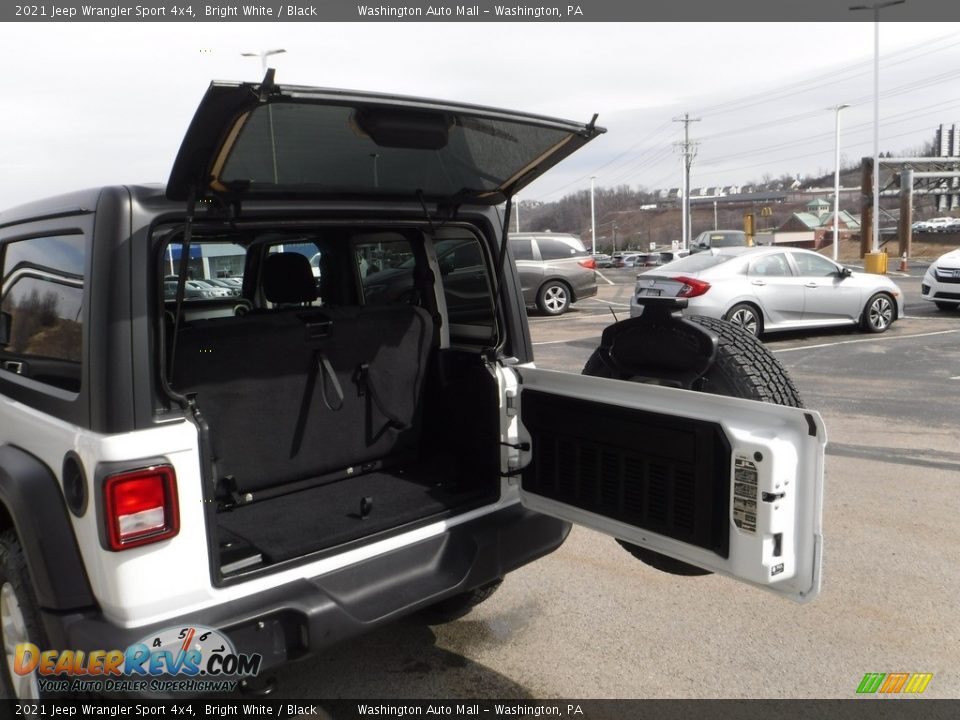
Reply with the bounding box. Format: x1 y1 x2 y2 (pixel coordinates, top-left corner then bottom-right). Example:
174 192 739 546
0 76 825 699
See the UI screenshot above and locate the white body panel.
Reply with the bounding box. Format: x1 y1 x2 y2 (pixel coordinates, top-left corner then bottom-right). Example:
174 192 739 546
0 391 522 628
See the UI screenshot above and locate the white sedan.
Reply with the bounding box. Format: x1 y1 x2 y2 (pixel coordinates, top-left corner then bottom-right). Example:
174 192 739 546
921 248 960 311
629 246 904 337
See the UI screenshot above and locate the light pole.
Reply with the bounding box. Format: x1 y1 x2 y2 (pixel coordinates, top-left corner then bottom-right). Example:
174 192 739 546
590 176 597 255
849 1 905 253
241 48 287 74
831 103 851 262
241 49 287 184
515 197 520 233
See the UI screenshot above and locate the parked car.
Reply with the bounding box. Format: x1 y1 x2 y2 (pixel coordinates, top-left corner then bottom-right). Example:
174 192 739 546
629 246 903 337
591 253 614 268
163 280 212 300
202 278 241 296
689 230 749 254
914 217 956 233
620 253 642 267
0 78 825 700
921 248 960 311
508 232 598 315
657 249 690 264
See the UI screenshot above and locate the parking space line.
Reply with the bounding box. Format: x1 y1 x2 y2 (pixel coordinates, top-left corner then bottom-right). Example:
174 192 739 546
772 328 960 353
583 298 631 307
595 270 615 285
532 338 584 346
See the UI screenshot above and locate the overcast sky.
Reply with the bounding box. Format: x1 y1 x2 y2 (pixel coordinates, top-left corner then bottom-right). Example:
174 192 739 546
2 22 959 209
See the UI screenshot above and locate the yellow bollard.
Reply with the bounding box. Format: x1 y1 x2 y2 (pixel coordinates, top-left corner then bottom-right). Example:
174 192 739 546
864 252 888 275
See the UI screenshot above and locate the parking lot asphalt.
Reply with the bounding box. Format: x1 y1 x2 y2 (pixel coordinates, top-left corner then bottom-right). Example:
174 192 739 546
277 264 960 702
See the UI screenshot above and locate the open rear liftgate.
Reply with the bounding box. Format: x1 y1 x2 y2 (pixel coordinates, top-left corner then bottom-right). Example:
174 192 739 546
509 298 825 602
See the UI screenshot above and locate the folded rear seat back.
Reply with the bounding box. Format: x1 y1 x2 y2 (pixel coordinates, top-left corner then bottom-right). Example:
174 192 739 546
172 305 435 502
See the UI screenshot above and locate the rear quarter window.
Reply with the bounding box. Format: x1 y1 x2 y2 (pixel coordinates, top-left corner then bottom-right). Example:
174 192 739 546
536 237 588 260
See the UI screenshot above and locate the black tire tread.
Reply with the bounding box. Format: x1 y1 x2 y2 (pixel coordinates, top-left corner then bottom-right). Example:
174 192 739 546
0 530 48 700
686 315 804 408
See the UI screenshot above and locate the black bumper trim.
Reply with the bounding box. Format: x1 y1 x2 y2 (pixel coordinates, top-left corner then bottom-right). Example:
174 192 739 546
49 504 569 673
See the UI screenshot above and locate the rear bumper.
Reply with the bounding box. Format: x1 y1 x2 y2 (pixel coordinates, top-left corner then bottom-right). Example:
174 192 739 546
47 504 570 677
575 282 598 302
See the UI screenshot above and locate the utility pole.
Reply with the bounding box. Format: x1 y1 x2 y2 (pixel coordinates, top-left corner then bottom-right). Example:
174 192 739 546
590 176 597 255
850 0 906 256
674 113 700 250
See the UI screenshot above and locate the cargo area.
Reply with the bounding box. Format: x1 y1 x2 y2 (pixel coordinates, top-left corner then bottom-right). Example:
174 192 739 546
161 224 503 578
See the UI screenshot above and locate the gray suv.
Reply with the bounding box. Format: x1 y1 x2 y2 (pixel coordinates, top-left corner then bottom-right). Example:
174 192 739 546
507 232 597 315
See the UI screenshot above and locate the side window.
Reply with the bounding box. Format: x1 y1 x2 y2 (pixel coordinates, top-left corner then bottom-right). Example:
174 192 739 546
356 237 415 306
790 252 838 277
0 234 86 391
536 237 587 261
749 254 792 278
165 241 246 301
436 237 495 341
509 237 534 261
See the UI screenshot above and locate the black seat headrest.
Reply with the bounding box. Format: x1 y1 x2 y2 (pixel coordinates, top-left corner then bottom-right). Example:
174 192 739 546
262 253 318 305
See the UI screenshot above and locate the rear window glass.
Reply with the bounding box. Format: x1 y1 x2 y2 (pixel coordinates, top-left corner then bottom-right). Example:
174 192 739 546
220 103 572 200
536 237 588 260
662 253 737 273
700 232 746 247
508 237 534 261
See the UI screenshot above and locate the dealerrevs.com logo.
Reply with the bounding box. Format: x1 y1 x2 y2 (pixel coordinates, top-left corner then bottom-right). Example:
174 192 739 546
15 625 263 694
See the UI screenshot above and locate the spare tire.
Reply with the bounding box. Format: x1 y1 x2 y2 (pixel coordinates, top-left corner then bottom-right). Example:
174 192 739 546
582 314 803 575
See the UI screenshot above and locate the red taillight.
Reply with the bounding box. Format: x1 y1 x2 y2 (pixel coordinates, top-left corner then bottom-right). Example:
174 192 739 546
674 276 711 298
578 258 597 269
103 466 179 551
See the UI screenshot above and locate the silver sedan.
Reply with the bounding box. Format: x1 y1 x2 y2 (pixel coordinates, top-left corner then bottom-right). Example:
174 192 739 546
628 246 904 336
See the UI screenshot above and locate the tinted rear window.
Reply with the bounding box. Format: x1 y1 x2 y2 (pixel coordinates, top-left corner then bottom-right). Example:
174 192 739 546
220 103 573 200
702 232 746 247
536 237 588 261
661 253 737 272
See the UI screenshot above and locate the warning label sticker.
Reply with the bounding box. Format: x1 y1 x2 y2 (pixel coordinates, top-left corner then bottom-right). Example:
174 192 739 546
733 456 759 533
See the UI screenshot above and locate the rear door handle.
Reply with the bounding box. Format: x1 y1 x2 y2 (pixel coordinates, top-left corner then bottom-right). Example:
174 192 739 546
751 280 766 286
804 282 818 288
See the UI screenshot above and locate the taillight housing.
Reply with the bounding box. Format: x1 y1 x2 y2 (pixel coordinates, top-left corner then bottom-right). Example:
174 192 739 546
578 258 597 269
674 276 711 298
102 465 179 551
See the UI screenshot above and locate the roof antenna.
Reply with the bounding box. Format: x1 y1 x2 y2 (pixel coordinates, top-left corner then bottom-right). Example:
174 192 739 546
608 305 620 323
258 68 277 100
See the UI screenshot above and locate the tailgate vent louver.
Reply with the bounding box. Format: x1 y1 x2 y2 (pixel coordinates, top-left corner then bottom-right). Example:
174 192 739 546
520 390 730 557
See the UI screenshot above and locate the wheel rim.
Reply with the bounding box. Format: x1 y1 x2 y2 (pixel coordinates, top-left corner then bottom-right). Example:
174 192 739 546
543 285 568 313
868 296 893 330
728 307 759 335
1 583 38 699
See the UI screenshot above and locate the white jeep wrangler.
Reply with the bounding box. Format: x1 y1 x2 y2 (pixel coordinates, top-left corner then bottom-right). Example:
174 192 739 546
0 75 825 699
